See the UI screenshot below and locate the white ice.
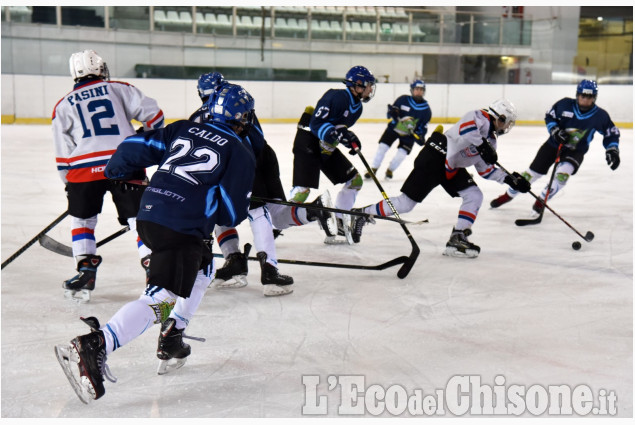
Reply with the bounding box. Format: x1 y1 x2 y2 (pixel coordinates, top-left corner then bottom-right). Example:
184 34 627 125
1 123 632 419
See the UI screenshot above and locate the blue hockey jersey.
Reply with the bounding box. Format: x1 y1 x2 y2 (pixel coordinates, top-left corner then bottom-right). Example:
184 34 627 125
388 94 432 140
105 120 255 238
545 98 620 154
309 88 364 141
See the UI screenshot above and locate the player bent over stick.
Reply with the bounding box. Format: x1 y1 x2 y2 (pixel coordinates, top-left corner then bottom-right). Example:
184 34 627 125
55 84 256 403
351 99 531 258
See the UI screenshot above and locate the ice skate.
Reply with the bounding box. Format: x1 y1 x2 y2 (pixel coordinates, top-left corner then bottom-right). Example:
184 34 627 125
63 255 102 303
257 252 294 296
324 215 354 245
211 245 250 289
350 209 375 243
306 190 337 237
490 192 513 208
55 316 116 404
385 169 393 179
364 168 377 179
443 227 480 258
532 199 545 215
157 318 191 375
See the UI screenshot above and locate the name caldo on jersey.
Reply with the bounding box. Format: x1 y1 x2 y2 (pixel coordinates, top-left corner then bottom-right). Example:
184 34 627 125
187 127 229 145
66 85 110 105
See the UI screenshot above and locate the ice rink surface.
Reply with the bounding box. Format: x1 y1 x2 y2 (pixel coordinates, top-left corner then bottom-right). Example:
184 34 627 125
1 122 632 420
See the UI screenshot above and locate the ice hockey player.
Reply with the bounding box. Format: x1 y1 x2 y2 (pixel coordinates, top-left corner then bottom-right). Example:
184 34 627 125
191 73 336 296
490 79 621 214
365 79 431 179
351 99 531 257
53 49 164 302
54 84 256 403
290 65 376 244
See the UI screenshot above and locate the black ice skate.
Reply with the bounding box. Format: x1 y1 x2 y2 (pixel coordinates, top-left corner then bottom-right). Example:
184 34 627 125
306 190 337 237
363 167 378 179
55 316 116 404
350 208 376 244
490 192 513 208
324 215 353 245
532 199 545 215
385 169 393 179
257 251 294 297
63 255 102 303
211 244 250 289
443 227 480 258
156 318 191 375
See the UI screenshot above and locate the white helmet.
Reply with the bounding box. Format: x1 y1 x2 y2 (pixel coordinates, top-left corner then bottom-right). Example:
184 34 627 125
488 98 517 135
69 50 109 82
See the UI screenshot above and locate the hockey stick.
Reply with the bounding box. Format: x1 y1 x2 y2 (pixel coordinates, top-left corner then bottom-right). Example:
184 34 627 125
514 145 563 227
213 252 408 271
39 225 131 257
496 161 594 242
1 211 69 269
350 141 420 279
251 196 428 225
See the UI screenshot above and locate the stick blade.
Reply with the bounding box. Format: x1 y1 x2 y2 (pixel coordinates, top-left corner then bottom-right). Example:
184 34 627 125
39 235 73 257
515 216 543 226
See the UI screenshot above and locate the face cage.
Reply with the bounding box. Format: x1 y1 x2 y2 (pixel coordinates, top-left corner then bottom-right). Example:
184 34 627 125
496 116 515 135
359 82 376 103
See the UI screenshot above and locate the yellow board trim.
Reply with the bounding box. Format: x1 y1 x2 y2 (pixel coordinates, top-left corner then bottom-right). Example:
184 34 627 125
2 115 632 129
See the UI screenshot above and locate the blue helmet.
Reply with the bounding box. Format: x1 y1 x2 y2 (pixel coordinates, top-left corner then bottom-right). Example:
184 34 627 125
576 79 598 99
410 79 426 99
343 65 376 103
205 83 255 136
197 72 226 101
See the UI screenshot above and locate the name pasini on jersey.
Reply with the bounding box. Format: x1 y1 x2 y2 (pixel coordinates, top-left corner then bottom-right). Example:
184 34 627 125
105 120 256 238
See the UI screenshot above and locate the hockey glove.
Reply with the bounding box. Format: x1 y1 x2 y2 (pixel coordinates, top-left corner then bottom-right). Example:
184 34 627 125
476 139 498 165
387 104 400 120
504 171 531 193
413 122 426 145
605 146 620 170
550 126 569 146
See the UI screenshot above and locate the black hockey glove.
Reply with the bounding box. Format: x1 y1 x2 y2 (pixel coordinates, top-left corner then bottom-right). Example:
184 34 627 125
413 123 426 145
504 171 531 193
605 146 620 170
550 126 569 146
326 128 361 155
476 139 498 165
387 104 400 120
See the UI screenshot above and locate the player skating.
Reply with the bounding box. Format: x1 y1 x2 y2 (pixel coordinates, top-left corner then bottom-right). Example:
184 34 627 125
490 80 621 216
53 50 164 302
191 73 336 295
365 79 431 179
55 84 256 403
352 99 531 257
290 65 376 244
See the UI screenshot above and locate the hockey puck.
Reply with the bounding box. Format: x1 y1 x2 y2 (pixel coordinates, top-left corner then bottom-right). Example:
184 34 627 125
572 241 582 250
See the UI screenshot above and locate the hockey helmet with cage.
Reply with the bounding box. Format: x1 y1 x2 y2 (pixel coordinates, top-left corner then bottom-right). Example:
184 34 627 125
343 65 376 103
488 98 517 135
206 83 255 137
197 72 226 101
410 79 426 99
69 50 109 82
576 79 598 100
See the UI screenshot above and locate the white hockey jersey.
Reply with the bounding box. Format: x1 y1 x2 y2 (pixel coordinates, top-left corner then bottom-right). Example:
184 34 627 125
444 109 507 183
52 78 164 183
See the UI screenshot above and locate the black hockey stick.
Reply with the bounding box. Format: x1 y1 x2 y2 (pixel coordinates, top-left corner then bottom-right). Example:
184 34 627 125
213 252 408 271
496 161 594 242
350 141 420 278
39 225 131 257
514 145 563 227
251 196 428 225
1 211 69 269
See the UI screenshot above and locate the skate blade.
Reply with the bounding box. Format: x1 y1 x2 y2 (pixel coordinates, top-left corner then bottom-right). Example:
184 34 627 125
157 357 187 375
341 215 354 245
323 236 352 245
320 191 338 237
211 275 248 289
442 247 479 258
54 344 93 404
263 284 294 297
64 289 91 303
